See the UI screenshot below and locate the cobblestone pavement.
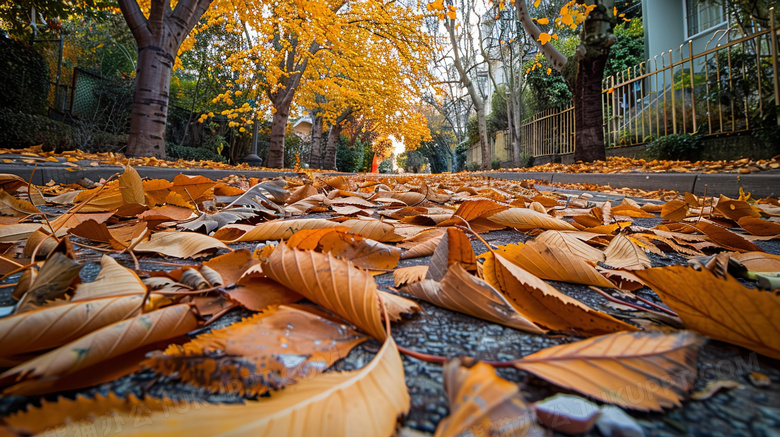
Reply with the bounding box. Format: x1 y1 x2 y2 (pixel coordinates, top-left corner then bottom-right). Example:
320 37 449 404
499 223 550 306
1 211 779 437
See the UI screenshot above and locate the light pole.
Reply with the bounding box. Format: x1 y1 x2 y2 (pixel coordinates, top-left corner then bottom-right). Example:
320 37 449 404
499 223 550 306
244 100 263 166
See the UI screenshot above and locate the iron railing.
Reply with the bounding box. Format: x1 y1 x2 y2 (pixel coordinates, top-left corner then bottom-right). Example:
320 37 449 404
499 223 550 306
517 11 779 157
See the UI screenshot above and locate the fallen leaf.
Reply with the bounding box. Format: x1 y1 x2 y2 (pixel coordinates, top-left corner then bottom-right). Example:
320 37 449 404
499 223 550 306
536 230 606 263
213 219 343 242
144 305 367 394
0 295 144 358
738 216 780 236
634 265 780 360
695 220 763 252
495 240 616 288
661 200 688 221
487 207 577 231
730 251 780 271
319 231 401 270
118 166 145 205
134 231 229 258
715 195 761 222
0 189 39 217
403 264 544 333
378 290 421 321
435 359 543 437
72 255 147 301
0 304 199 396
394 265 429 287
15 252 82 313
260 243 386 340
690 379 741 400
426 227 476 281
513 330 703 411
603 234 651 270
482 253 637 336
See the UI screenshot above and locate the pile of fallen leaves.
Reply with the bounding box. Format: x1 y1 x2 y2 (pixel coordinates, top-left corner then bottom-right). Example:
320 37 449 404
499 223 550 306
0 168 778 436
497 156 780 174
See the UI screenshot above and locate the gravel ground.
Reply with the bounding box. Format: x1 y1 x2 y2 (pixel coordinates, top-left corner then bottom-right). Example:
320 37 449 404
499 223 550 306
1 203 779 436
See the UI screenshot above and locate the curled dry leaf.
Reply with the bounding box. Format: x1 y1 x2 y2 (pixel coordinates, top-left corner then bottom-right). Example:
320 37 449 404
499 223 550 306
118 166 145 206
403 264 544 334
482 252 637 336
378 290 421 322
72 255 146 301
694 220 762 253
435 360 543 437
394 265 429 288
738 216 780 236
634 265 780 360
513 330 704 411
286 227 351 249
318 231 402 270
0 295 145 358
603 234 651 270
134 231 230 258
399 228 446 259
0 304 199 396
495 240 616 288
730 251 780 272
15 252 82 314
487 207 577 231
260 243 386 340
339 218 404 242
661 200 689 222
144 305 367 394
714 195 761 222
535 230 606 263
213 219 343 242
0 189 40 217
426 227 476 281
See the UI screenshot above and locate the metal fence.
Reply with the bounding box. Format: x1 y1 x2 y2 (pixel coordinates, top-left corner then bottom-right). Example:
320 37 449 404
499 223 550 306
519 105 575 157
518 13 779 157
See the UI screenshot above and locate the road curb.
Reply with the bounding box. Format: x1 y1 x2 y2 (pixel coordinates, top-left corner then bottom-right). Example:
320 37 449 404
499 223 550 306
479 172 780 198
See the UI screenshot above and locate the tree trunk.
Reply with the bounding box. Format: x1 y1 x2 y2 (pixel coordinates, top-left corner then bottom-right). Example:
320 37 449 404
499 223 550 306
126 45 174 158
477 109 490 170
322 123 343 171
267 100 291 168
309 115 323 168
574 53 609 163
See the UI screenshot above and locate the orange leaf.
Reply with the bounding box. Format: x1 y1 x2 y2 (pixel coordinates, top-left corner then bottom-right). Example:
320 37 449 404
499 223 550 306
426 227 476 281
738 216 780 236
634 265 780 359
695 220 762 252
513 331 703 411
660 200 689 221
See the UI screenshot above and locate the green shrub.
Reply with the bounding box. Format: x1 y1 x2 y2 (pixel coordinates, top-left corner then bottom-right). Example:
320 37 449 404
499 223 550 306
491 158 501 170
646 133 703 161
166 142 227 163
519 153 534 168
0 37 49 115
0 108 73 150
467 162 480 172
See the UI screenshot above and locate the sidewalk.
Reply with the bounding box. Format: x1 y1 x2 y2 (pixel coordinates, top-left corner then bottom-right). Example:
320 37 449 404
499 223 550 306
0 153 777 198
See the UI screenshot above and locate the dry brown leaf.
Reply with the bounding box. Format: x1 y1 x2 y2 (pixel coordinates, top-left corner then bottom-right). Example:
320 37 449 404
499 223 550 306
0 189 40 217
134 231 229 258
378 291 421 321
603 234 651 270
661 200 688 221
435 360 543 437
0 304 199 396
15 252 82 314
482 253 637 336
426 227 476 281
715 195 761 222
286 227 349 249
738 216 780 236
513 331 703 411
0 223 44 242
487 207 577 231
319 231 401 270
0 295 144 358
399 231 444 259
694 220 763 252
260 243 386 340
170 174 215 203
213 219 343 242
403 264 544 333
633 265 780 359
495 240 616 288
730 251 780 272
450 198 510 222
6 336 408 436
611 204 655 218
144 305 367 394
118 166 145 205
535 230 606 263
339 218 404 242
394 265 429 287
72 255 146 301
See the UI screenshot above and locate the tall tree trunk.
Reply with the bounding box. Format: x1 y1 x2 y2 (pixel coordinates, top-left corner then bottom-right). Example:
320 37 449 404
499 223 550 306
127 45 174 158
322 123 343 170
118 0 212 158
309 115 323 168
476 109 490 170
573 53 609 162
267 101 291 168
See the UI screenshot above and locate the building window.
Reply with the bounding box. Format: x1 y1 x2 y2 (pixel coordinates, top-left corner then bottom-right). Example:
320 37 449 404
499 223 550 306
685 0 725 37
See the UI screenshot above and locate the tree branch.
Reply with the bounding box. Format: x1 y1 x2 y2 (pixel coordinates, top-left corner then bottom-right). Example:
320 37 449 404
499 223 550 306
117 0 151 44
